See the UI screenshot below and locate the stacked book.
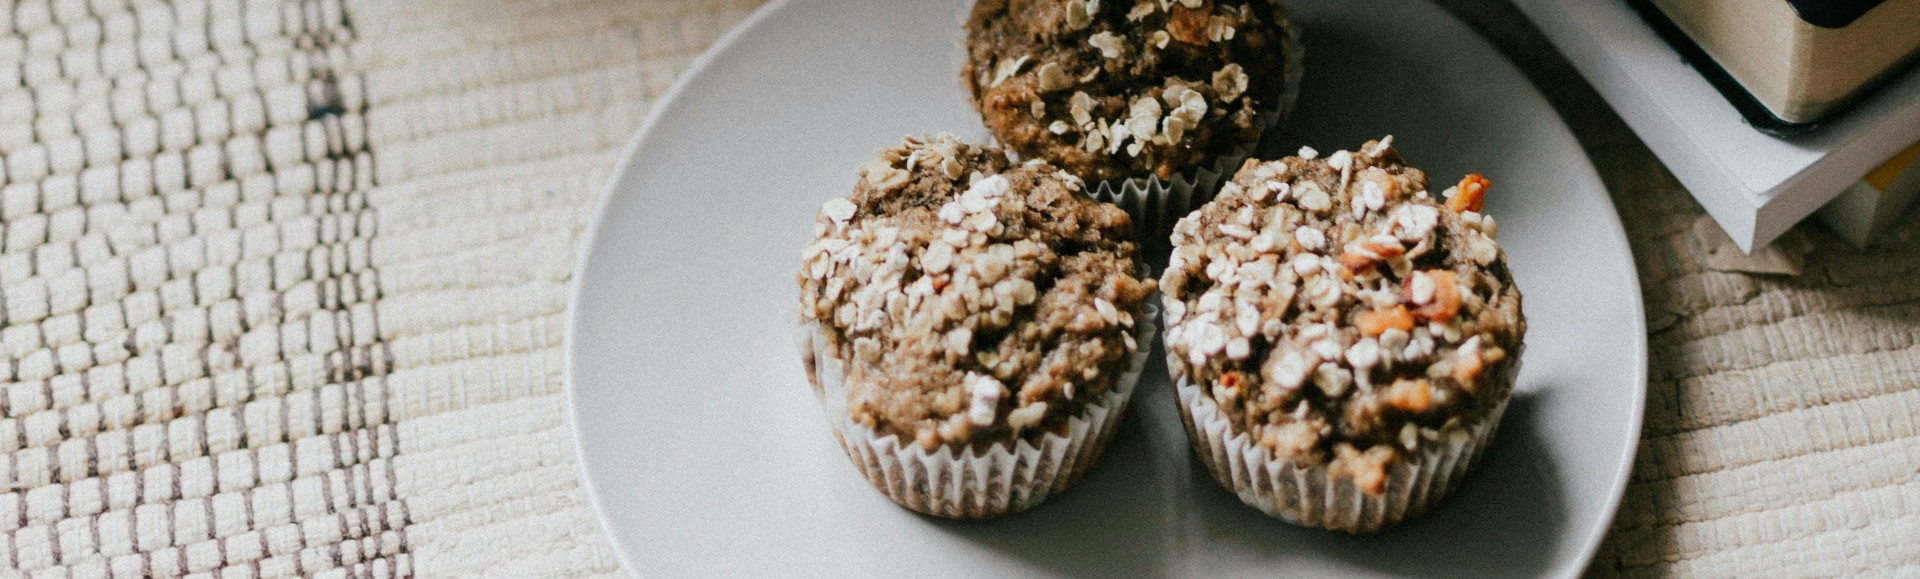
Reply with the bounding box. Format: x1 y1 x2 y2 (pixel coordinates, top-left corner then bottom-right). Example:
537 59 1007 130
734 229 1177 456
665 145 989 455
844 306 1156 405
1513 0 1920 252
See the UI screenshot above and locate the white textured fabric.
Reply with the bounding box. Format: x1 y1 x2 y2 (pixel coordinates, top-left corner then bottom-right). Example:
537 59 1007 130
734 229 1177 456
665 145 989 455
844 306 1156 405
0 0 400 576
0 0 750 576
345 1 755 577
3 0 1917 577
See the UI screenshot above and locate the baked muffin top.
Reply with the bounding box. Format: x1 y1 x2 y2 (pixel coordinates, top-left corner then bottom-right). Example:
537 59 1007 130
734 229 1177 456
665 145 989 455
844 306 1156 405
964 0 1295 183
800 134 1157 450
1159 138 1525 493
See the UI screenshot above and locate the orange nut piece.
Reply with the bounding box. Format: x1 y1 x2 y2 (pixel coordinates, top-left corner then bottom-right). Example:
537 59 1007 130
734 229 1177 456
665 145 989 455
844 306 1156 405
1356 306 1416 337
1446 173 1489 214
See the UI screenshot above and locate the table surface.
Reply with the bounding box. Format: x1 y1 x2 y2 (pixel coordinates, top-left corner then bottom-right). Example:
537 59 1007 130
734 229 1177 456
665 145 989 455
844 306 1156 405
0 0 1914 577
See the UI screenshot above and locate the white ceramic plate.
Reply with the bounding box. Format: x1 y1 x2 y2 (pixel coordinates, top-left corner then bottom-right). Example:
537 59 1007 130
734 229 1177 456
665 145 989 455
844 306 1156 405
566 0 1647 576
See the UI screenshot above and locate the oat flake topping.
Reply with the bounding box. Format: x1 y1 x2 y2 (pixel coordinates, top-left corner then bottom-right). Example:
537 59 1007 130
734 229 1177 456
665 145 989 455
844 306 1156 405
1159 137 1525 494
964 0 1294 181
800 134 1157 450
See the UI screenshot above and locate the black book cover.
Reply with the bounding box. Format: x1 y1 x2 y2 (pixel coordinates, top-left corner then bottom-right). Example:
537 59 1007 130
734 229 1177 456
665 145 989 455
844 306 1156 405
1788 0 1889 28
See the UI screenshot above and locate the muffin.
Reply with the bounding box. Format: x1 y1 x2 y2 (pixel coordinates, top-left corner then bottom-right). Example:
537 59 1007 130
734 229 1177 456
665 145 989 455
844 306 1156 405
962 0 1303 235
798 133 1159 519
1159 138 1525 533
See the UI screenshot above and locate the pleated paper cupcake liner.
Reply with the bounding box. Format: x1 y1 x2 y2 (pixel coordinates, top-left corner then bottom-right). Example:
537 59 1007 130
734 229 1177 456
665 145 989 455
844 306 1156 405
1171 355 1517 534
800 303 1159 519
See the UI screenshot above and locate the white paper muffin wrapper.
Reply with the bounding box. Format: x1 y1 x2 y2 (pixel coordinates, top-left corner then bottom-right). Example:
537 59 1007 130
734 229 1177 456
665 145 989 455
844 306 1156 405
1088 7 1306 246
800 303 1159 519
1170 356 1513 534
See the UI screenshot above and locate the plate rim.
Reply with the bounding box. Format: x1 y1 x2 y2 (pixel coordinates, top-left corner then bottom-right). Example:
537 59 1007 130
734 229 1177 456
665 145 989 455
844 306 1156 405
562 0 796 574
561 0 1649 575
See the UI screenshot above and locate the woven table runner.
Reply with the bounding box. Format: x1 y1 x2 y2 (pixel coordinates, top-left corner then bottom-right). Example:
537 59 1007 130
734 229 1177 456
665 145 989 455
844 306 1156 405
0 0 1913 577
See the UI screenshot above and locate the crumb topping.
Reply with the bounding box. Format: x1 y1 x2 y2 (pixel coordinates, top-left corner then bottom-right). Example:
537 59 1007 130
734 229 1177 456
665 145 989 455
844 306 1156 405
1159 137 1525 494
800 134 1157 450
964 0 1294 182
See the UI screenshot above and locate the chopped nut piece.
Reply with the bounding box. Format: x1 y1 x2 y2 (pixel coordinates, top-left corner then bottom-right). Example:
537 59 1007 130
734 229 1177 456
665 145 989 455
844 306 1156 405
1334 444 1395 495
1446 173 1490 213
1404 270 1461 321
1167 0 1214 45
1219 371 1247 398
1399 423 1421 451
1340 236 1405 272
1007 402 1048 430
1452 335 1485 389
966 372 1006 426
1385 378 1435 413
1356 305 1415 337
